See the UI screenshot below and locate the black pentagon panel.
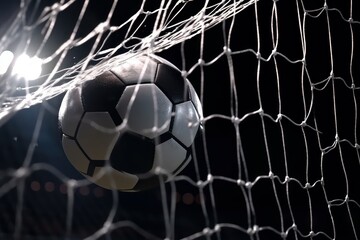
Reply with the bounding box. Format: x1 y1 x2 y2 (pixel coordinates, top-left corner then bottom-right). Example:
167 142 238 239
155 63 190 104
81 71 125 112
157 131 173 145
110 132 155 174
110 56 158 85
86 160 106 176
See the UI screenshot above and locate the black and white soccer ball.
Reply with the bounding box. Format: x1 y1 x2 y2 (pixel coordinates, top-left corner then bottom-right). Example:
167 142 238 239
58 55 203 191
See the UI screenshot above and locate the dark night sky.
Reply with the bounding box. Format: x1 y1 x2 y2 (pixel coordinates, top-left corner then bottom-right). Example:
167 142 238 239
0 0 360 240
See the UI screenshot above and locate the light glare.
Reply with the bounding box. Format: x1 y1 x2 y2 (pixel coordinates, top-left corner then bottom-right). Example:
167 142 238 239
0 50 14 75
12 54 42 80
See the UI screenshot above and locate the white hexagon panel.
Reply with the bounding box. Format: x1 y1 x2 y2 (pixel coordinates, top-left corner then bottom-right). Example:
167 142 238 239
110 55 157 85
62 135 90 174
152 138 187 174
172 101 200 147
188 81 203 118
77 112 120 160
90 166 139 191
58 87 84 137
116 84 172 139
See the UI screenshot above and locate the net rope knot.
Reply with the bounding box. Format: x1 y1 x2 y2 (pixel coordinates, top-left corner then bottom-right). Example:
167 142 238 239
258 108 264 116
51 3 61 15
284 176 290 183
181 70 188 78
300 120 307 128
96 22 110 34
237 179 245 186
13 167 30 179
271 48 278 57
247 225 259 235
323 2 328 10
207 174 214 183
231 116 240 124
320 177 325 186
245 181 253 189
223 46 232 55
198 58 205 66
67 179 77 189
197 180 205 188
202 227 212 236
301 57 306 65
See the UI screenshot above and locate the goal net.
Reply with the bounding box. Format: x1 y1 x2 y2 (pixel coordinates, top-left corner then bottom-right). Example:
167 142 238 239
0 0 359 239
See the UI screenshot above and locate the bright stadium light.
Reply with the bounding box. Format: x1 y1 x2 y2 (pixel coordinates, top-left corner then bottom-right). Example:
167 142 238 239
12 54 42 81
0 50 14 75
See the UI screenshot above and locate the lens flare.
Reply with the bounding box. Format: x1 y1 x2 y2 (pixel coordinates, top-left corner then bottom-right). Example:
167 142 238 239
12 54 42 80
0 50 14 75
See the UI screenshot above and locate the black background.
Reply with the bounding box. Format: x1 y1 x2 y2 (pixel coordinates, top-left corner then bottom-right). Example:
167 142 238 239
0 0 360 239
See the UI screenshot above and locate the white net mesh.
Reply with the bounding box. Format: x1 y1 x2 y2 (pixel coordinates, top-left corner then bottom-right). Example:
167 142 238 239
1 0 360 239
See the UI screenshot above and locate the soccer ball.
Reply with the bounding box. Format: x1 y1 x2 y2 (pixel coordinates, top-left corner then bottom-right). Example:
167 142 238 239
58 54 203 191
